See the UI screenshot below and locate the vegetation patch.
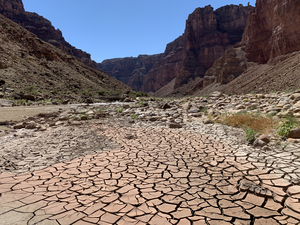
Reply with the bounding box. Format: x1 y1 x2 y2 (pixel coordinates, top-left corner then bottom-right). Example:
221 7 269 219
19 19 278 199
276 116 299 138
25 86 38 95
219 111 276 136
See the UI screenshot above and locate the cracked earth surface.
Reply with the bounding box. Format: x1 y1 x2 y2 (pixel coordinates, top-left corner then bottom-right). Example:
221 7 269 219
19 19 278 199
0 120 300 224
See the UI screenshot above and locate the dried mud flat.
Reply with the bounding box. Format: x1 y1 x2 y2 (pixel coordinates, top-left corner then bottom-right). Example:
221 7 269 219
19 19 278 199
0 118 300 224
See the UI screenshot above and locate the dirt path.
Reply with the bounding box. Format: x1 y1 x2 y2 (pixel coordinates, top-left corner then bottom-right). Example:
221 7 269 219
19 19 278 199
0 120 299 224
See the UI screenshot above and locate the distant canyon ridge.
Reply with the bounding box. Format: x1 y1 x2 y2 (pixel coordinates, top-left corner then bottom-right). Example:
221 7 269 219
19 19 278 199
98 4 254 94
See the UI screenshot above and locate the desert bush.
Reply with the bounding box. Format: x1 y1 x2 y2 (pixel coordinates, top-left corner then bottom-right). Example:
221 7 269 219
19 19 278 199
276 116 298 137
25 86 38 95
219 112 276 134
245 127 258 143
98 89 106 96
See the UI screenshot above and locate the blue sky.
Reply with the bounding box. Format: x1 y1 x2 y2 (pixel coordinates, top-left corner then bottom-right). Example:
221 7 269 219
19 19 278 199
22 0 255 63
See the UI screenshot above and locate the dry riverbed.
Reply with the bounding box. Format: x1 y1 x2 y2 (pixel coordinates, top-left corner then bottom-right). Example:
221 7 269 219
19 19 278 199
0 91 300 224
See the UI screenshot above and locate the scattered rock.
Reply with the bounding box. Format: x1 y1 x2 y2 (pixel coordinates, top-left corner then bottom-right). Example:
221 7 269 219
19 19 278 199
23 94 35 101
210 91 223 98
169 123 182 128
288 127 300 138
162 103 171 110
125 134 135 139
287 138 299 143
253 139 267 148
290 93 300 101
188 107 200 113
203 119 213 124
13 122 25 129
258 134 270 143
0 99 14 107
25 121 37 129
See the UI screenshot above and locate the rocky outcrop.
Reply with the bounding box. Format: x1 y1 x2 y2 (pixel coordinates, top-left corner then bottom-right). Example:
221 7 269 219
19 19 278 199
241 0 300 63
174 4 253 90
140 36 184 92
98 54 163 91
194 0 300 94
0 0 24 17
199 47 248 90
0 0 97 69
140 4 252 93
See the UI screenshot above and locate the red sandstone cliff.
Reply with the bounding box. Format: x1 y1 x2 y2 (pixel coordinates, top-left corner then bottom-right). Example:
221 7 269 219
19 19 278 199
241 0 300 63
97 54 163 91
140 4 253 93
0 0 97 69
140 35 184 92
192 0 300 95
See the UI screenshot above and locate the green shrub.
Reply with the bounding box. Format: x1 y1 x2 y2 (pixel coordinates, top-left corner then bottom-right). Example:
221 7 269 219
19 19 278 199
245 127 257 143
25 86 38 95
276 120 296 137
82 90 92 96
98 89 106 96
136 91 148 97
131 114 139 120
117 107 123 113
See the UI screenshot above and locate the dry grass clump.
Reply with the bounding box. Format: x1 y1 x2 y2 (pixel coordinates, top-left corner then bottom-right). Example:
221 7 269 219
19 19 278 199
219 112 277 134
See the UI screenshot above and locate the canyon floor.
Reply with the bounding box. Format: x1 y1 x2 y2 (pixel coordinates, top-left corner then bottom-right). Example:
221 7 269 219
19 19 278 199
1 93 300 224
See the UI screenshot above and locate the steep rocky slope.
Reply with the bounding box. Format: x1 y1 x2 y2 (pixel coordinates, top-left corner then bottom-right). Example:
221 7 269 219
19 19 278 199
0 13 130 96
186 0 300 96
0 0 98 69
98 54 163 91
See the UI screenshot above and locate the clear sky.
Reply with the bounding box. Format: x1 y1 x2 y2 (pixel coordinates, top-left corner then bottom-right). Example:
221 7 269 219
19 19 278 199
22 0 255 63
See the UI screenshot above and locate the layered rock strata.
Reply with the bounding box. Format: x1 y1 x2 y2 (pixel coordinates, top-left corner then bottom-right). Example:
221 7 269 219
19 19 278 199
98 54 163 91
194 0 300 94
100 4 252 93
141 4 253 93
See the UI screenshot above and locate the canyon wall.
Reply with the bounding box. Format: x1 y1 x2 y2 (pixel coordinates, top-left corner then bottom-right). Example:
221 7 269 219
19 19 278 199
0 0 97 69
141 4 253 93
98 54 163 91
100 4 252 93
199 0 300 93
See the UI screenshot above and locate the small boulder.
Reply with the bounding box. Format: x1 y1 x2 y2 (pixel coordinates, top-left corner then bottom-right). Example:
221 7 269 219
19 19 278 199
287 138 299 143
188 107 200 113
0 99 14 107
23 94 35 101
123 97 133 102
25 121 37 129
203 119 213 124
210 91 223 98
290 93 300 101
253 139 267 148
169 123 182 128
162 103 171 109
58 115 69 121
258 134 270 143
287 127 300 138
191 112 203 117
13 122 25 129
